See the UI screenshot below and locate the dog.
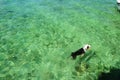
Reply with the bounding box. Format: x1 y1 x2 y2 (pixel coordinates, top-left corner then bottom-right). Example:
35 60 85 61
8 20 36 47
71 44 91 59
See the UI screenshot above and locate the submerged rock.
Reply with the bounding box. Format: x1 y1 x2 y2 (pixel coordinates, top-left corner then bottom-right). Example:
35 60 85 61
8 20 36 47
98 68 120 80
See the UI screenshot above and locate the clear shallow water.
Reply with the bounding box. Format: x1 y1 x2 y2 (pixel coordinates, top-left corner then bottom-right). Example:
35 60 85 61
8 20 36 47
0 0 120 80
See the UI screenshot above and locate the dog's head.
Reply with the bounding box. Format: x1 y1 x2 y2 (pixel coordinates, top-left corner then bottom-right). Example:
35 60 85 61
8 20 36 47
83 44 91 52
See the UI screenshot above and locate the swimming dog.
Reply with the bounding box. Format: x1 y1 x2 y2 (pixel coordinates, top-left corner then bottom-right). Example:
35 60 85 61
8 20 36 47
71 44 91 59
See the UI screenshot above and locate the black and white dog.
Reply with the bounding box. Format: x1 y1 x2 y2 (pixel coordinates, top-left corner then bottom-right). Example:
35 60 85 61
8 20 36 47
71 44 91 59
117 0 120 12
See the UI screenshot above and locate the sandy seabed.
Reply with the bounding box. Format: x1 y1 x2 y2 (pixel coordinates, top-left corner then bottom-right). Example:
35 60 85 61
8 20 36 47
0 0 120 80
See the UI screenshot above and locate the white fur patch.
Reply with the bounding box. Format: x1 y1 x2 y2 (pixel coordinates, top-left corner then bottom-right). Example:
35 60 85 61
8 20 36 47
117 0 120 3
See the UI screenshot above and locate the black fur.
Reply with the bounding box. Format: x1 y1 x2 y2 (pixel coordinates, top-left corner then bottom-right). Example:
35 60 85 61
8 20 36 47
71 48 85 59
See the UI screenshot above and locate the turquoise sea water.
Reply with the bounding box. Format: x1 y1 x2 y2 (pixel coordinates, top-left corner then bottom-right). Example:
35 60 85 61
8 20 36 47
0 0 120 80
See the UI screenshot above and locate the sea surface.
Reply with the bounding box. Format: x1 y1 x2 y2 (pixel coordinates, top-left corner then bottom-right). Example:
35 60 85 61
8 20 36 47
0 0 120 80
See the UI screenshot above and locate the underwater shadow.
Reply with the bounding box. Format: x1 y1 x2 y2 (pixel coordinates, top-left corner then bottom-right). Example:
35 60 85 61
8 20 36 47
98 68 120 80
77 50 96 64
